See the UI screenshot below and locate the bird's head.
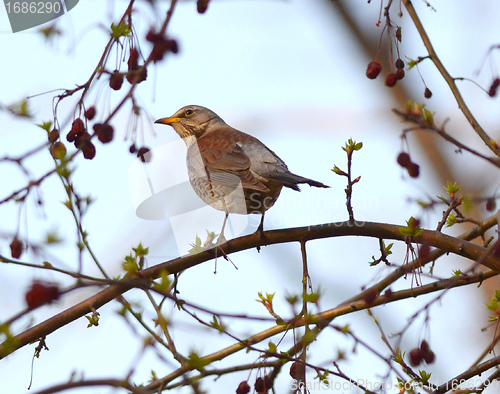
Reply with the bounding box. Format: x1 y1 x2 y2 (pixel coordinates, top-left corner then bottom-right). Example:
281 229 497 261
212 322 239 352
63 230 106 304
155 105 225 146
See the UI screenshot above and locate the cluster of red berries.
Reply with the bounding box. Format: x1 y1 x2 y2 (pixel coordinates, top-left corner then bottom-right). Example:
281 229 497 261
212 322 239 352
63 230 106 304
366 58 406 87
146 29 178 62
488 78 500 97
48 105 151 162
109 46 148 91
236 375 272 394
409 340 435 367
25 281 60 309
397 152 420 178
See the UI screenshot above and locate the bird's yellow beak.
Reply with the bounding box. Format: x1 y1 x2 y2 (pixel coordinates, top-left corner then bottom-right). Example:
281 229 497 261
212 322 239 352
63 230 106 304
154 117 181 125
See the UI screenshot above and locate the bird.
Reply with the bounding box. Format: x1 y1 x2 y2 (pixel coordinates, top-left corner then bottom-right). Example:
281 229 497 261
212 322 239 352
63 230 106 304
155 105 329 243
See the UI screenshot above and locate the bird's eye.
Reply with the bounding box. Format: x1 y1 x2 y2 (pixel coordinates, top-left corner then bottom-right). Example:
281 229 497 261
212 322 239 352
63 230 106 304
185 109 194 116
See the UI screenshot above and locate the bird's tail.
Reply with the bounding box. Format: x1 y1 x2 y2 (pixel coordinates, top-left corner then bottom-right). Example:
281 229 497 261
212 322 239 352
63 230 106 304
264 172 330 191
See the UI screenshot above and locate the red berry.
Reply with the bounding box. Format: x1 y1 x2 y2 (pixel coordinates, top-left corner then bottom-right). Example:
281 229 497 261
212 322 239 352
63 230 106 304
486 198 496 212
109 71 124 91
97 123 114 144
84 106 96 120
366 61 382 79
423 349 435 364
10 237 23 259
197 0 210 13
137 146 151 163
407 162 420 178
25 281 60 309
420 340 430 352
409 348 424 367
290 361 305 381
128 48 139 71
48 128 60 143
424 88 432 99
397 152 411 168
488 78 500 97
418 242 431 260
395 69 405 80
385 73 397 87
395 58 405 70
67 118 86 142
82 142 96 160
254 377 264 393
236 381 250 394
126 66 148 85
75 132 92 149
146 28 160 43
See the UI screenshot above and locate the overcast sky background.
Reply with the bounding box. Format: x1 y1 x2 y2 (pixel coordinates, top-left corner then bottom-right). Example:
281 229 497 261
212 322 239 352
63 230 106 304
1 0 499 393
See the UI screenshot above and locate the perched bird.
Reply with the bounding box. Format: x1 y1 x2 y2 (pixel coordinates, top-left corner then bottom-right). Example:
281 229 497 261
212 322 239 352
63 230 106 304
155 105 329 242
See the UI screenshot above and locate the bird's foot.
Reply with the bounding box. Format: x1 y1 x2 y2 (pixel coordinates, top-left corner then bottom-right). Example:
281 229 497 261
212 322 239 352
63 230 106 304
255 225 268 253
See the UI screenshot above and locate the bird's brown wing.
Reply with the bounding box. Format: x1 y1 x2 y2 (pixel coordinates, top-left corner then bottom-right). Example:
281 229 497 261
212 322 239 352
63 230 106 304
193 130 270 193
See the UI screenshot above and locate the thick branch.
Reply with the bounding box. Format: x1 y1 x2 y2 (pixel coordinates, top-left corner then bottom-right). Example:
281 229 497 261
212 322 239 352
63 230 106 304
1 218 498 359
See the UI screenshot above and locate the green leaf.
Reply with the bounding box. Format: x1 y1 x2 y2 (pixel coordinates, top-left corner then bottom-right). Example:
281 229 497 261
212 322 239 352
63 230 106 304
332 165 347 176
209 316 226 333
445 214 456 227
186 351 210 372
443 181 462 197
188 235 204 254
153 269 171 294
110 22 132 39
398 217 423 237
37 121 53 132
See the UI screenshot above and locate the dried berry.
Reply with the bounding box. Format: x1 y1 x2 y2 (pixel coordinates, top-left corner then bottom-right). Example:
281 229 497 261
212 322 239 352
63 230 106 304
409 348 424 367
236 381 250 394
84 106 96 120
109 71 124 91
75 132 92 149
137 146 151 163
128 47 139 71
395 69 405 80
254 377 264 393
397 152 411 168
486 197 496 212
418 241 431 260
197 0 210 13
150 37 179 62
82 142 96 160
395 26 402 42
146 28 161 43
10 237 23 259
97 123 114 144
67 118 86 142
126 66 148 85
423 349 435 364
424 88 432 99
366 61 382 79
407 162 420 178
48 128 59 143
488 78 500 97
385 73 397 87
25 281 60 309
50 141 67 159
395 58 405 70
290 361 306 381
129 143 137 153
